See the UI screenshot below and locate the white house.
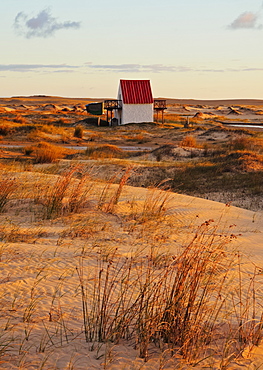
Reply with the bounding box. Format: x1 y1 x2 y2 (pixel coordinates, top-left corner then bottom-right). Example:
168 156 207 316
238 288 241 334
113 80 154 125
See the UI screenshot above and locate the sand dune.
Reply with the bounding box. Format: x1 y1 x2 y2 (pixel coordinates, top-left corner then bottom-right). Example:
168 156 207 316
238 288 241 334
0 95 263 368
0 170 262 369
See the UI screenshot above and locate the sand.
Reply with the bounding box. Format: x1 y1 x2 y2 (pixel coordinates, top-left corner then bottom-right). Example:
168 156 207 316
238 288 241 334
0 97 263 368
0 170 262 369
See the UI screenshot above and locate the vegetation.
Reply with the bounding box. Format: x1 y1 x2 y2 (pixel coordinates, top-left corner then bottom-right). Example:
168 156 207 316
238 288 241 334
23 142 71 163
0 98 263 367
73 125 84 138
0 163 261 368
85 144 126 159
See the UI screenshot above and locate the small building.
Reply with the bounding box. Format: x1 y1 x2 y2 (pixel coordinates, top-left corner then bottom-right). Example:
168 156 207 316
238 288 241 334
112 79 154 125
87 79 166 125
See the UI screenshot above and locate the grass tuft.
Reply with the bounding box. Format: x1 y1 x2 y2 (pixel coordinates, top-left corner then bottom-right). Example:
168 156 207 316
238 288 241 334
0 173 18 212
180 135 197 148
85 144 126 159
74 125 84 138
35 166 91 219
23 142 68 163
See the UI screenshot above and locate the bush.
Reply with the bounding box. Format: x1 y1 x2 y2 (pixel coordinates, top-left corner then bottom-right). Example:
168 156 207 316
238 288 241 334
24 142 67 163
0 124 13 136
180 135 197 148
14 115 26 124
85 144 125 159
228 135 253 151
74 125 84 139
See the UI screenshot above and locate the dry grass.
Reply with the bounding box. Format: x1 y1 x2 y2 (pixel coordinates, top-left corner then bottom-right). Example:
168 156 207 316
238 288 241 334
73 125 84 138
76 216 261 364
23 142 70 163
180 135 198 148
85 144 126 159
13 114 27 124
161 113 184 124
97 167 133 213
0 163 262 368
1 98 263 367
34 166 91 219
0 120 15 136
0 173 18 212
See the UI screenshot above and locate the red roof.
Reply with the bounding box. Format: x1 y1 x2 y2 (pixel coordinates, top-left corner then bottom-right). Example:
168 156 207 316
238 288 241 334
120 80 153 104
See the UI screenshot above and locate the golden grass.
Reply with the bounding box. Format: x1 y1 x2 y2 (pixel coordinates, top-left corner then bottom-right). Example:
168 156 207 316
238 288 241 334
0 173 18 212
179 135 198 148
23 141 70 163
0 120 16 136
0 164 262 368
13 114 27 124
73 125 84 138
34 165 91 219
85 144 126 159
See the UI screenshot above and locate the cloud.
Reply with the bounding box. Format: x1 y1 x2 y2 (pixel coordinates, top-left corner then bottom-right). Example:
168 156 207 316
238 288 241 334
228 11 262 29
1 63 263 75
14 8 81 38
0 64 79 72
86 63 263 74
85 64 189 73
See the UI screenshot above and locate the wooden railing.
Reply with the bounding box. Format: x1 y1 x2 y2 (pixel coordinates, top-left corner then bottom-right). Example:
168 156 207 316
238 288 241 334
154 99 167 110
104 100 122 110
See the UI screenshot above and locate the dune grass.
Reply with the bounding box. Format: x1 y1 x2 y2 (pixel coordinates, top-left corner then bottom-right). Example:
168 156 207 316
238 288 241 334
76 209 262 364
0 164 262 368
85 144 127 160
0 173 18 212
0 101 263 367
34 166 91 219
23 141 71 163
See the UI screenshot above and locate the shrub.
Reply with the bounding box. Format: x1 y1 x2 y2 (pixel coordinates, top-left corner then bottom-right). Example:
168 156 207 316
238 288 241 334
56 117 70 126
228 135 253 151
127 133 149 143
27 129 41 141
0 124 13 136
180 135 197 148
24 142 67 163
85 144 125 159
74 125 84 139
14 115 26 124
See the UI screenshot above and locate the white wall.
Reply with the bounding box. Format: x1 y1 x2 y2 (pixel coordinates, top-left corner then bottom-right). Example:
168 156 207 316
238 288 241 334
120 104 153 124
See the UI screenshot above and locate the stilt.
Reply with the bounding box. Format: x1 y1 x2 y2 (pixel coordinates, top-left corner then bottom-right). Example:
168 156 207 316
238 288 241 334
154 99 166 124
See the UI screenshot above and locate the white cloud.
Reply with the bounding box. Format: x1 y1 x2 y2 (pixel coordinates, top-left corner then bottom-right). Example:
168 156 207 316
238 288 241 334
85 64 263 74
85 64 188 73
228 11 262 29
0 64 79 72
1 63 263 75
14 8 81 38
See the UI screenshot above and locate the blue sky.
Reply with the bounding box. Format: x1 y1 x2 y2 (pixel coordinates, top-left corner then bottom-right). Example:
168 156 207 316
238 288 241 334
0 0 263 99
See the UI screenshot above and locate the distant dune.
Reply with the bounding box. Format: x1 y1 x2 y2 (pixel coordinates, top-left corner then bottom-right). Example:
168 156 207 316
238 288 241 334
163 98 263 106
0 96 263 107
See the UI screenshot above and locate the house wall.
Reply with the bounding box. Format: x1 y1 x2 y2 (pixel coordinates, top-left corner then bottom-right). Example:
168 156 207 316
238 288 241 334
122 104 153 124
113 85 122 124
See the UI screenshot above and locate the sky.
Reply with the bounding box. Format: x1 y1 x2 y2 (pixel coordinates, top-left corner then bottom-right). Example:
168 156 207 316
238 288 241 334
0 0 263 100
